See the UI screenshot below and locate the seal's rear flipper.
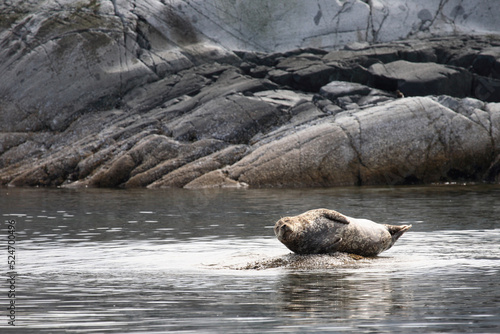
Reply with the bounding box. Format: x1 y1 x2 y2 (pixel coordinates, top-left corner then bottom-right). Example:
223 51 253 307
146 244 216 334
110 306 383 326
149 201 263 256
385 224 412 244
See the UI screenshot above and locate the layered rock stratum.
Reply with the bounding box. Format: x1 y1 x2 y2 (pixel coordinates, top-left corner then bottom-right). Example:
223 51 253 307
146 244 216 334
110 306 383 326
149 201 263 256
1 0 500 188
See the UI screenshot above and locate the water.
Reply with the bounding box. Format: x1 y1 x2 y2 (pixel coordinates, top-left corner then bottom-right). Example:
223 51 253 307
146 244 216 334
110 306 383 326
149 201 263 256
1 185 499 333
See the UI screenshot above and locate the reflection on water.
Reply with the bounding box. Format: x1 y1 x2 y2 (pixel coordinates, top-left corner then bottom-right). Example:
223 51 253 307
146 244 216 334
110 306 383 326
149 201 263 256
0 185 499 333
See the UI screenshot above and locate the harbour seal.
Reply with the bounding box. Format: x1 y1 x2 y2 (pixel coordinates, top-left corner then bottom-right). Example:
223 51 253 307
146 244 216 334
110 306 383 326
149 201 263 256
274 208 411 256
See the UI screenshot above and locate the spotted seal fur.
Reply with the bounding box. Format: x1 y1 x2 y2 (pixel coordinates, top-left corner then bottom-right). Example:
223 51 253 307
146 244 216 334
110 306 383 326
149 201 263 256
274 208 411 256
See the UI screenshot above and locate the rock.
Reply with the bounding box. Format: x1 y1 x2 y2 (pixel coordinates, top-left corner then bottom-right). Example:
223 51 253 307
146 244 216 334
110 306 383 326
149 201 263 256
369 60 473 97
193 97 498 188
319 81 372 101
485 154 500 183
239 253 366 270
292 63 337 92
472 47 500 79
172 0 500 52
473 76 500 103
268 69 293 86
318 81 395 109
88 134 182 188
225 121 360 188
0 0 238 133
0 133 30 156
249 90 312 108
1 0 500 189
121 70 210 112
147 145 249 188
249 66 269 78
119 139 228 188
168 94 282 144
486 103 500 153
193 68 279 103
184 169 249 189
272 54 339 91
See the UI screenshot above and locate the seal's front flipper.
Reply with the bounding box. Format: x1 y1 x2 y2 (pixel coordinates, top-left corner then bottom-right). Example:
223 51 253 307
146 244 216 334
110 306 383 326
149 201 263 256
319 209 350 224
325 237 343 253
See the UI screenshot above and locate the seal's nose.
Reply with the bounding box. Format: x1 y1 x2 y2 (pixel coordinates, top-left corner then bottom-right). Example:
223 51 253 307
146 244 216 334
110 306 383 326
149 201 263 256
276 224 291 239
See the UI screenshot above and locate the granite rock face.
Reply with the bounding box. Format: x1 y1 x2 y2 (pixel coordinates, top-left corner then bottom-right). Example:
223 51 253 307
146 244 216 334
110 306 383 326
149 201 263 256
0 0 239 133
173 0 500 52
1 1 500 188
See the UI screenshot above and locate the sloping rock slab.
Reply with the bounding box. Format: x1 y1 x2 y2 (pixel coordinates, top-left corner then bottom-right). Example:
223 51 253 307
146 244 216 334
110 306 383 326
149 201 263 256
168 95 282 144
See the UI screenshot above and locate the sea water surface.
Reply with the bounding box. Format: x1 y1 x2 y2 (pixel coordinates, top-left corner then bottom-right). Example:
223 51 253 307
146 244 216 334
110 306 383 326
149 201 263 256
1 185 499 333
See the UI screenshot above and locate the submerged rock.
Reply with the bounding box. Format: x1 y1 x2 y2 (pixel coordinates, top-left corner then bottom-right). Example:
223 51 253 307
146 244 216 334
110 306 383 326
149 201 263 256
1 1 500 188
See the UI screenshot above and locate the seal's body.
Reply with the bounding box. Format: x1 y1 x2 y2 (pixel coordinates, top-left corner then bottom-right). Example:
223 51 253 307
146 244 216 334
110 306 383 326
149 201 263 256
274 209 411 256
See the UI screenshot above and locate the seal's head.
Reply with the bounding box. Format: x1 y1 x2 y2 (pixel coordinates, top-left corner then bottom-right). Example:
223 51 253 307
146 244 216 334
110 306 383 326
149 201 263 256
274 217 296 242
274 215 328 254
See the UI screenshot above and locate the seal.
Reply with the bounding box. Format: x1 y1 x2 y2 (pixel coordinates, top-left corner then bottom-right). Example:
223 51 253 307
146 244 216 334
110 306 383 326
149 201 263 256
274 208 411 256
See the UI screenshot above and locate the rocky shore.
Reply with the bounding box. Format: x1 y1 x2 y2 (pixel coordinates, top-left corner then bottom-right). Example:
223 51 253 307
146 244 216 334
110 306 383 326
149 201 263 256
1 1 500 188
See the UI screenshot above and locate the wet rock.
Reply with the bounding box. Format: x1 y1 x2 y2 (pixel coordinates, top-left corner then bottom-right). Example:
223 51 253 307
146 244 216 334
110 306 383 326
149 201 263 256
239 253 367 270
